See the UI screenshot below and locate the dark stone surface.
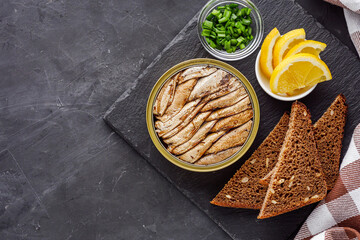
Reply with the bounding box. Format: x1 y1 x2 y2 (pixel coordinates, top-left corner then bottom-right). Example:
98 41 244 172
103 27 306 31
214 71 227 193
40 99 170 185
0 0 358 239
104 0 360 239
0 0 230 239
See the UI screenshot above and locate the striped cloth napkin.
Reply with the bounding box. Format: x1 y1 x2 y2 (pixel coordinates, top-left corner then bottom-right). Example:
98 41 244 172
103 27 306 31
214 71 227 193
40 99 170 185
324 0 360 57
295 123 360 240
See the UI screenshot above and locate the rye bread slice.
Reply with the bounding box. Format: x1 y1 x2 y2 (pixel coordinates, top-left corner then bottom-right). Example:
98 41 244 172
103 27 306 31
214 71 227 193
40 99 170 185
258 94 348 189
210 113 289 209
313 94 347 190
258 102 327 219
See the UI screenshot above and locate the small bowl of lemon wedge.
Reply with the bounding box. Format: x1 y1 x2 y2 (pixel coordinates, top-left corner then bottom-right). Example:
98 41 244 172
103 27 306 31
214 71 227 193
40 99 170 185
255 27 332 101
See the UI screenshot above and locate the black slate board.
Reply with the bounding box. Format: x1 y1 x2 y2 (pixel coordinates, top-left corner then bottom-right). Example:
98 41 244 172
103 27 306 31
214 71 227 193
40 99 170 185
104 0 360 239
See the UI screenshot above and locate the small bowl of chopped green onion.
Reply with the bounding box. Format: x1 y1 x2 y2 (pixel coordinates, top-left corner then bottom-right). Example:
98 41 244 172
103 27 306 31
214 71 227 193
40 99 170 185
198 0 264 61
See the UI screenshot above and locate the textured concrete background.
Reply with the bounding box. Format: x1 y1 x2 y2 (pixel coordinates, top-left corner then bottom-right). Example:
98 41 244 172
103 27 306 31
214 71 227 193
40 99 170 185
0 0 356 239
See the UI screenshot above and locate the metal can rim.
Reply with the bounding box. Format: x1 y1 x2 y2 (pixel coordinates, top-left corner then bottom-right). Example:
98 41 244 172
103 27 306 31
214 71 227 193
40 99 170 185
146 58 260 172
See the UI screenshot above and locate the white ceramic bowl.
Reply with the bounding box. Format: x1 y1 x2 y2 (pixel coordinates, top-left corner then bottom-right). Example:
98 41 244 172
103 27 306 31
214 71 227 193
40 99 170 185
254 50 316 101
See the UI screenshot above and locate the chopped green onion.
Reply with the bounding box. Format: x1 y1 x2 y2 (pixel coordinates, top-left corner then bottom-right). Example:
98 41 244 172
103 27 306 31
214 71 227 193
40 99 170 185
217 31 226 38
228 26 234 35
237 36 245 43
206 37 217 48
225 20 232 28
224 40 231 50
229 3 238 8
201 4 253 53
223 9 231 19
219 10 231 23
218 17 227 24
239 8 246 16
230 39 238 45
211 9 220 16
241 18 251 25
234 21 242 29
239 23 245 32
206 13 214 21
203 20 214 30
201 29 212 37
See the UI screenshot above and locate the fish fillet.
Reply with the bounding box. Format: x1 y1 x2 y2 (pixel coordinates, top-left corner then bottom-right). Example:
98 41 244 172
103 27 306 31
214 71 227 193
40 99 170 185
188 70 230 101
210 109 253 132
201 77 241 102
195 147 241 165
153 75 177 116
157 79 197 122
163 111 211 146
178 131 225 163
155 99 201 131
206 96 252 121
160 100 208 138
153 78 170 116
167 73 179 108
178 66 217 84
170 120 217 155
201 87 247 112
181 66 205 76
206 120 252 154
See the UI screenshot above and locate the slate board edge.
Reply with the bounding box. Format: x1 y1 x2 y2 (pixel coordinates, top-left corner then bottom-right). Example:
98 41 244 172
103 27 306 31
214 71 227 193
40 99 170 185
104 2 358 240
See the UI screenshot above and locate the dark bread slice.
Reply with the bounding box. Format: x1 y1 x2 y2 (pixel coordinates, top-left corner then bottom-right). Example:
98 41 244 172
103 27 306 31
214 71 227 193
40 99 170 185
210 113 289 209
313 94 347 190
259 94 348 189
258 102 327 219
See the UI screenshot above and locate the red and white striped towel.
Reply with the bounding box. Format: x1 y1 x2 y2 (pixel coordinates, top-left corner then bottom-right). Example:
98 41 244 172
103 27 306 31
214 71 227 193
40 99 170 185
324 0 360 57
295 123 360 240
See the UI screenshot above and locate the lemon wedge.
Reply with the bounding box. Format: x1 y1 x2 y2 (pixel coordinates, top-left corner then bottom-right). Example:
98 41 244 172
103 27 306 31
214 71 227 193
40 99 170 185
270 53 332 94
284 40 327 59
260 28 281 78
273 28 306 68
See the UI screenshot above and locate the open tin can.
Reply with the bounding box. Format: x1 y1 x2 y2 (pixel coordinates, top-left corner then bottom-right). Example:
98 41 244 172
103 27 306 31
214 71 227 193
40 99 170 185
146 58 260 172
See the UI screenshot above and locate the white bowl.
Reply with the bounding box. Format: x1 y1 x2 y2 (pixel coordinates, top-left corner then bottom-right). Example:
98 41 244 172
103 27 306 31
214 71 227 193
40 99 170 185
254 50 316 101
